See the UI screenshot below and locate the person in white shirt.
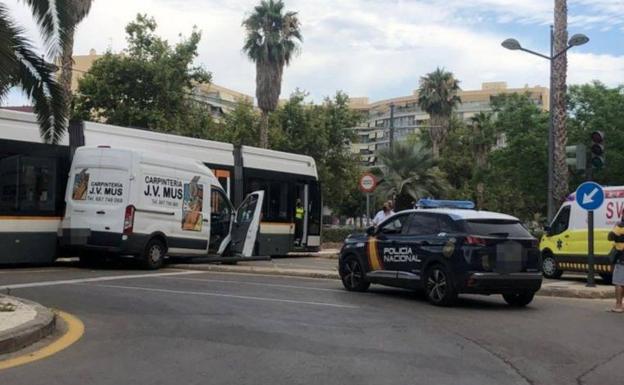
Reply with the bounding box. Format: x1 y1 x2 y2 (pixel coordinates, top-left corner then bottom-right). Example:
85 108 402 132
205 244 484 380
372 201 395 226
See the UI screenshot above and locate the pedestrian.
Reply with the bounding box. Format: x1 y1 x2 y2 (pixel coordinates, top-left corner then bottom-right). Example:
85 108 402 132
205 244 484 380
294 199 305 246
607 217 624 313
372 201 393 226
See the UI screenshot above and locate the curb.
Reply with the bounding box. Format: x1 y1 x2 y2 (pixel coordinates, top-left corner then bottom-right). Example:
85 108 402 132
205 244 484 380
169 264 340 280
170 264 615 299
0 296 56 356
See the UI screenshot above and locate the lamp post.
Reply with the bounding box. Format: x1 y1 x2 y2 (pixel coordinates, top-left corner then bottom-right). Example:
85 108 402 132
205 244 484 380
502 29 589 223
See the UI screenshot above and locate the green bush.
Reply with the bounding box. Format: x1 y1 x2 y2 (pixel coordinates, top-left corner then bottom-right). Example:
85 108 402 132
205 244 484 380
322 227 365 243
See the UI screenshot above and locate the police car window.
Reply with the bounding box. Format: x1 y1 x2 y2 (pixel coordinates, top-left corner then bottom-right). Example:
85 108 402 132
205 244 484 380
407 214 439 236
463 220 532 238
438 215 458 233
379 214 409 234
550 206 571 236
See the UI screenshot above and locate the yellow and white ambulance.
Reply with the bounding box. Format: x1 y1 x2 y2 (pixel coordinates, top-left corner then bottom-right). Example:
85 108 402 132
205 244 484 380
540 186 624 282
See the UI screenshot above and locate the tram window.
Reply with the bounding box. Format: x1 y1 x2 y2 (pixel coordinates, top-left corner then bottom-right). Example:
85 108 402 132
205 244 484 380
268 182 289 221
0 155 56 214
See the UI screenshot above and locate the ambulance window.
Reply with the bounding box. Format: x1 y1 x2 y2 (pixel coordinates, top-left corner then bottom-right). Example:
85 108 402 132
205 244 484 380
550 206 571 235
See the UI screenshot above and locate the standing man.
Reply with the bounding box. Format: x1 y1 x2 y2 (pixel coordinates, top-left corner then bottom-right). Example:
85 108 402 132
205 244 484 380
372 201 394 226
607 217 624 313
294 199 305 246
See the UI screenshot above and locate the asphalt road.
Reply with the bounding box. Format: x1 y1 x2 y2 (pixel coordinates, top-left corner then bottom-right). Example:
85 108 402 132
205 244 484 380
0 265 622 385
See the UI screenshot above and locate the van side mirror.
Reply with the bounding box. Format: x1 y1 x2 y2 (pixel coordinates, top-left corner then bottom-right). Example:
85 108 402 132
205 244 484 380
366 226 376 236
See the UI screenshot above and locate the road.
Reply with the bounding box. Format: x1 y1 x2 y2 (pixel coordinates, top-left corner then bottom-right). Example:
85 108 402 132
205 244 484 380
0 264 622 385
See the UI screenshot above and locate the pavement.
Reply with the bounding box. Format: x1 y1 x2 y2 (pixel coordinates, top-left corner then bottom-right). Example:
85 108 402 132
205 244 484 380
171 253 617 299
0 265 622 385
0 295 56 355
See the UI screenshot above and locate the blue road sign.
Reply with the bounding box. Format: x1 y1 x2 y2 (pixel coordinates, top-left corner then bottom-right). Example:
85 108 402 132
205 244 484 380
575 182 605 211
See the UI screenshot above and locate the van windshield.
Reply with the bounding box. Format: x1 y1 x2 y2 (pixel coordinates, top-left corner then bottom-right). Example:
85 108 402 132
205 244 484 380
462 219 532 238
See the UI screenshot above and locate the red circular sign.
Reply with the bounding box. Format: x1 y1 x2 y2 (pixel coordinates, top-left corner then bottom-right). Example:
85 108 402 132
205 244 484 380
359 173 377 193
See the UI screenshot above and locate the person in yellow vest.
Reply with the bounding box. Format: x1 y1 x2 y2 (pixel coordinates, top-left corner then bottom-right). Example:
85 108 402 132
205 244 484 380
295 199 305 246
607 218 624 313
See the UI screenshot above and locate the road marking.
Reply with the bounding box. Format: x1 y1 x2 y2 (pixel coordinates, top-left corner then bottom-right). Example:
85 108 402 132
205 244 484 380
85 283 359 309
0 271 204 290
0 311 84 370
161 275 345 293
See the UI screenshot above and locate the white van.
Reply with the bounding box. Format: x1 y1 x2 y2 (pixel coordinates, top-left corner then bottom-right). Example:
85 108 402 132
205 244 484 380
60 146 264 269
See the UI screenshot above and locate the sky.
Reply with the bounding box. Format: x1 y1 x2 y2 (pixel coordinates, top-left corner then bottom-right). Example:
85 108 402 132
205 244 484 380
3 0 624 106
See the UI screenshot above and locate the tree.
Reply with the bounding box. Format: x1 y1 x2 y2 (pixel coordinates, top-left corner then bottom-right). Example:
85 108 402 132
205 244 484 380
417 68 462 159
376 142 450 210
74 14 212 134
242 0 302 148
467 112 497 208
1 0 71 143
552 0 569 204
58 0 92 113
211 99 261 146
568 82 624 186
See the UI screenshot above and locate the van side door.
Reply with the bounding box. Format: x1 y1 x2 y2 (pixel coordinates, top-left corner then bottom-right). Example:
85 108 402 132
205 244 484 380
209 186 233 254
230 191 265 257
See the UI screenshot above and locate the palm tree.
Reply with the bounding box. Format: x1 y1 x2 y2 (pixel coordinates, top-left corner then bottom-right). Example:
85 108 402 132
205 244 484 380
242 0 302 148
468 112 497 208
58 0 93 113
417 68 461 159
1 0 71 143
552 0 569 204
376 142 450 210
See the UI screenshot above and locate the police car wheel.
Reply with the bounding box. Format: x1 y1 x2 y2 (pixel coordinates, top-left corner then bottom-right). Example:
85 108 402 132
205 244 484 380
425 265 457 306
542 255 563 279
502 291 535 307
141 239 165 270
340 256 370 292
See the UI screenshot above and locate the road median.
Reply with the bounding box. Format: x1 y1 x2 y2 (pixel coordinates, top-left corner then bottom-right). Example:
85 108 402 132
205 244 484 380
0 295 56 356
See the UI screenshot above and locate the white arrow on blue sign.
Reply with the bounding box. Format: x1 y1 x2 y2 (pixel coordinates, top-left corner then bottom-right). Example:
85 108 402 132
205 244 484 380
575 181 605 211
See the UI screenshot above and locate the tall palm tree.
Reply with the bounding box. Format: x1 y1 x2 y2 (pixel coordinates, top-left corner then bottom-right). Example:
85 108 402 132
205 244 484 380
58 0 93 113
417 68 461 159
468 112 496 208
1 0 71 143
242 0 302 148
376 142 450 210
552 0 569 203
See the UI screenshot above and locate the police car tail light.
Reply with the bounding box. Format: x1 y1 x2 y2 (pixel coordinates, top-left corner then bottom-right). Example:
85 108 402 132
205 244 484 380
466 236 487 246
123 205 135 235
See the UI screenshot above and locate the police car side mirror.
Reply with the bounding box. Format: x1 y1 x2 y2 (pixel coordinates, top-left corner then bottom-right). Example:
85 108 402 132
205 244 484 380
366 226 376 236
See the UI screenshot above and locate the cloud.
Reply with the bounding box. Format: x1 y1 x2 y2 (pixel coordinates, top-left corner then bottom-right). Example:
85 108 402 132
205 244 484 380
2 0 623 107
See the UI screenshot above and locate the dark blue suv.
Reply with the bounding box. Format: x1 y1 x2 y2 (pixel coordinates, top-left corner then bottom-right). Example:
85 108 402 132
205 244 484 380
339 202 542 306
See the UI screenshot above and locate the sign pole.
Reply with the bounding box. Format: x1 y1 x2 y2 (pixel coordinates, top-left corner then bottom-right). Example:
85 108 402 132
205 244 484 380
587 209 596 287
366 193 370 227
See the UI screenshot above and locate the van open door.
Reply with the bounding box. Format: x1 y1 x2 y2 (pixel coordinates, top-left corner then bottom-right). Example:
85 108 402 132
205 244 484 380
229 191 264 257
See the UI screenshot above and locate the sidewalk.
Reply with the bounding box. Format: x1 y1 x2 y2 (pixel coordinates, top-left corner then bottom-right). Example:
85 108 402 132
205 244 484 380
0 295 56 355
170 255 615 299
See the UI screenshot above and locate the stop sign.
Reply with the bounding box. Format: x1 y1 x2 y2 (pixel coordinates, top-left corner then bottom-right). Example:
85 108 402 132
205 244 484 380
359 173 377 193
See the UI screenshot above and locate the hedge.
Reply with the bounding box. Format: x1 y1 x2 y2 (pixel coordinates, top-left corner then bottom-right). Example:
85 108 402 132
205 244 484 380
322 227 366 243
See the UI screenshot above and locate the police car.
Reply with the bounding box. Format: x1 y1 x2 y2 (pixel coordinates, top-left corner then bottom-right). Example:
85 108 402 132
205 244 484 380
339 200 542 306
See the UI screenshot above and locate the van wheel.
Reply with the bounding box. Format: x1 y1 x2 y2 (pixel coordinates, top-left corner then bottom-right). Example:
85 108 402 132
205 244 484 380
502 291 535 307
542 254 563 279
141 239 166 270
425 264 458 306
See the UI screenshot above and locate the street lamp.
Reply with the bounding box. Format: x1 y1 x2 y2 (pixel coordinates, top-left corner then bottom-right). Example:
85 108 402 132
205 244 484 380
502 28 589 223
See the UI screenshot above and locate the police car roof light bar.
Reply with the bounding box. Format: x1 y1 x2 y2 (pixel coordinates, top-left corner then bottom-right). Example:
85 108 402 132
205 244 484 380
416 199 476 210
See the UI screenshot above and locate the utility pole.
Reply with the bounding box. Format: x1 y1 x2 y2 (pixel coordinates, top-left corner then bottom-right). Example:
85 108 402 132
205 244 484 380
389 103 395 150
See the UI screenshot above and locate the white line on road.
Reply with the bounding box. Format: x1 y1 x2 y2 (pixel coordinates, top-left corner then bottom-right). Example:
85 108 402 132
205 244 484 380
160 275 345 293
0 271 204 290
84 283 359 309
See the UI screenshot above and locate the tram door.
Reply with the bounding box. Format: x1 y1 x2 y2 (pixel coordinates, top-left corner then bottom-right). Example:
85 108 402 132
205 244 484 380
294 183 309 247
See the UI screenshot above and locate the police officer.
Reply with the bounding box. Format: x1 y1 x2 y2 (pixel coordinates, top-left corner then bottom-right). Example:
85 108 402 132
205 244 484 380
295 199 305 246
607 217 624 313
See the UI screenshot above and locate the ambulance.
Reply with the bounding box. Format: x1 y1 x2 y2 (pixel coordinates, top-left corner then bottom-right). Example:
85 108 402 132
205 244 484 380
540 186 624 282
60 146 264 269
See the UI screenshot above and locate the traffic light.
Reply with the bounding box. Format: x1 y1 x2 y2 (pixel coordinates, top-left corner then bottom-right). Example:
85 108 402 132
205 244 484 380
590 131 605 169
566 144 586 170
